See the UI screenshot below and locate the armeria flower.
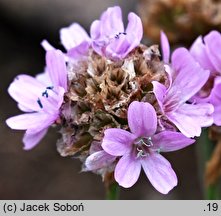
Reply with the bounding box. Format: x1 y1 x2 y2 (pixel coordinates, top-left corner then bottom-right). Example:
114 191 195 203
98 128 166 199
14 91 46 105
154 33 214 137
6 50 67 150
42 23 91 59
90 6 143 60
101 101 194 194
190 30 221 125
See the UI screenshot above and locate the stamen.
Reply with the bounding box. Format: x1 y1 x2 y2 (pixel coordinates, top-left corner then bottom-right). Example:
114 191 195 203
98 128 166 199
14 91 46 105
134 136 153 158
114 32 127 39
46 86 54 90
142 137 153 147
134 137 153 147
42 86 54 98
42 90 49 98
37 98 43 109
136 147 148 158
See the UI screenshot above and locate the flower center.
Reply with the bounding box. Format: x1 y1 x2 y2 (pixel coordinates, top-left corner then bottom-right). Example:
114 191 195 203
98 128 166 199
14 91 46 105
134 137 153 158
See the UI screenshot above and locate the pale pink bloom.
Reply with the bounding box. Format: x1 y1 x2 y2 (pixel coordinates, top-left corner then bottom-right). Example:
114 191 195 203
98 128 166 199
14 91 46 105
6 50 67 149
101 101 194 194
90 6 143 60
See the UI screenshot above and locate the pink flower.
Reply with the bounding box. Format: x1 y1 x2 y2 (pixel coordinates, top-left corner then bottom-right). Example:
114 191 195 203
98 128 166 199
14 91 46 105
190 30 221 125
6 50 67 150
101 101 194 194
155 32 214 137
42 23 91 59
90 6 143 60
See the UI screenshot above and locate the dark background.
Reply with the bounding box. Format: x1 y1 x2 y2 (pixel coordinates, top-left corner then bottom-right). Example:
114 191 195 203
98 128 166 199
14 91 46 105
0 0 203 199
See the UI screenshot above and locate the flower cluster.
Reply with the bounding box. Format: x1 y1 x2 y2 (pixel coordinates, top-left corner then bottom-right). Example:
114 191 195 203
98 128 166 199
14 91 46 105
6 6 219 194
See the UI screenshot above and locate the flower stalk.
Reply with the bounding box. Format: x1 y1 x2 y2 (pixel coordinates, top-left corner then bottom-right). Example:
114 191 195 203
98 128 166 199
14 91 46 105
106 183 120 200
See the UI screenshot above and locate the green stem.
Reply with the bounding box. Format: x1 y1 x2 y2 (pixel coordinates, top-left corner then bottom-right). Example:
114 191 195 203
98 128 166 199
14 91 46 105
201 129 220 199
106 183 120 200
207 184 220 200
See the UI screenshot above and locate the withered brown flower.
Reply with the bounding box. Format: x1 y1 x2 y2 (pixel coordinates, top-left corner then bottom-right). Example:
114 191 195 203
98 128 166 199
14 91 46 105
138 0 221 45
57 45 167 161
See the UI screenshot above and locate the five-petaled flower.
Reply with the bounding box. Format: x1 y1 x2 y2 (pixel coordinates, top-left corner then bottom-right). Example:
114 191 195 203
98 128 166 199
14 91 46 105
101 101 194 194
6 50 67 150
90 6 143 60
153 32 214 138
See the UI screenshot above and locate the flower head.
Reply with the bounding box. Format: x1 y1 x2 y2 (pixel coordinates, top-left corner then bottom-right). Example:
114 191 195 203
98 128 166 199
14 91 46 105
90 6 143 60
6 50 67 149
100 101 194 194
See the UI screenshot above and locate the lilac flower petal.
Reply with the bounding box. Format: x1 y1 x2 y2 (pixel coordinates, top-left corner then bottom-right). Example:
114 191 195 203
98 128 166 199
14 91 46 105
46 50 67 91
100 6 124 36
85 150 116 171
128 101 157 137
60 23 90 51
67 41 90 59
8 75 46 112
204 31 221 72
90 20 101 40
125 12 143 46
102 128 136 156
166 103 214 137
105 37 131 59
23 129 48 150
160 31 170 63
152 131 195 152
170 48 210 103
152 81 167 111
35 72 52 86
210 77 221 125
210 76 221 106
115 153 141 188
141 153 177 194
17 104 33 112
190 36 215 71
178 103 214 127
41 40 56 51
213 105 221 126
167 111 201 137
6 112 56 133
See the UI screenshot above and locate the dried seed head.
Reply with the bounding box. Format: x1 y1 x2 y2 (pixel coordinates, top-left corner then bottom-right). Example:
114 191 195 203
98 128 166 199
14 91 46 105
57 45 168 162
